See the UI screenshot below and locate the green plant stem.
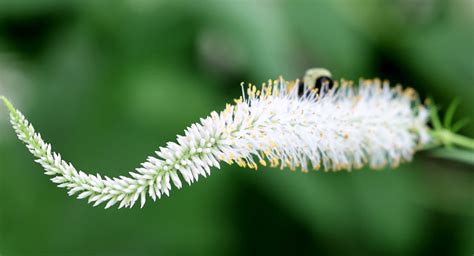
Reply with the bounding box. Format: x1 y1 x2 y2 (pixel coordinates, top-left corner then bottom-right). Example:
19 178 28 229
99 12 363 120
448 132 474 150
429 148 474 165
431 129 474 150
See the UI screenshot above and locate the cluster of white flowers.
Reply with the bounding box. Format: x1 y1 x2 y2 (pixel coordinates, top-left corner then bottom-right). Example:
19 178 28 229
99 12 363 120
1 76 430 208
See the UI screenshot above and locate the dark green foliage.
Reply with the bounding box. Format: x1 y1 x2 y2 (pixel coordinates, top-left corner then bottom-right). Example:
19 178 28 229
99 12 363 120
0 1 473 255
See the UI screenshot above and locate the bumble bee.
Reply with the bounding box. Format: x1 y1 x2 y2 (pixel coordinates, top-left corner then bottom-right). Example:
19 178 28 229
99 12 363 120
298 68 334 96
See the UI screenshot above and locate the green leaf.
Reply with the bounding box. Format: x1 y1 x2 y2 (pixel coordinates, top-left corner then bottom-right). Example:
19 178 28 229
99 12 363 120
451 118 470 133
443 99 459 129
430 148 474 165
429 102 443 130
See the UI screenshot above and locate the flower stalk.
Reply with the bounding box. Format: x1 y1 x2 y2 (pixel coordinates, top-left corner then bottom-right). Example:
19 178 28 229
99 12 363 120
0 73 443 208
432 129 474 150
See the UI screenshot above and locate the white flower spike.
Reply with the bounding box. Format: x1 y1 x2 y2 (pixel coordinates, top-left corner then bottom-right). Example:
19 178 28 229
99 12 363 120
0 68 431 208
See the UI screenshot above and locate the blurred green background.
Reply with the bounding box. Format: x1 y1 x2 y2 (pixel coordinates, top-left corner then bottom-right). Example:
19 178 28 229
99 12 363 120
0 0 473 255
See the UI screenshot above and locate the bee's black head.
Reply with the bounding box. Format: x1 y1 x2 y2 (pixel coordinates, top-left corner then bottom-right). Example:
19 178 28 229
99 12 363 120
315 76 334 89
297 80 305 97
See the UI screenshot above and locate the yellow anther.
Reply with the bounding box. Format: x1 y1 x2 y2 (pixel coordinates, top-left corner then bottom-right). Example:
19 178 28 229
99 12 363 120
233 97 241 104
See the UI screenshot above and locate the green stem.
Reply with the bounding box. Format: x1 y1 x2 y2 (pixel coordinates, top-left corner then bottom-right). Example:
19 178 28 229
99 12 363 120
431 129 474 150
448 132 474 150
